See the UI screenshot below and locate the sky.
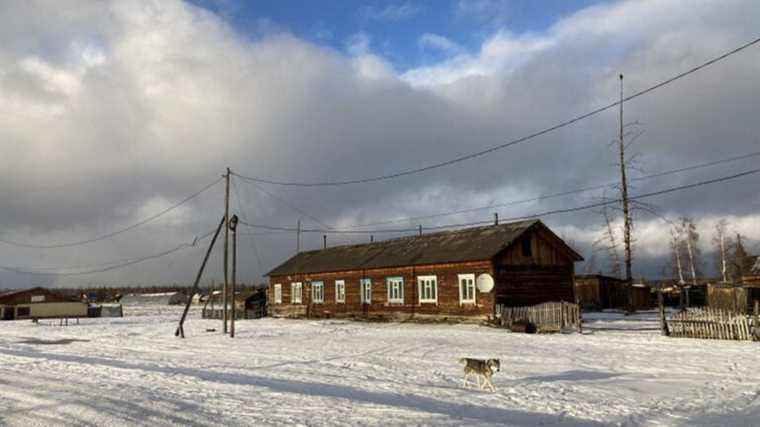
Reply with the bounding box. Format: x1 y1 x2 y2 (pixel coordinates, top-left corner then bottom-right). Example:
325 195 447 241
0 0 759 288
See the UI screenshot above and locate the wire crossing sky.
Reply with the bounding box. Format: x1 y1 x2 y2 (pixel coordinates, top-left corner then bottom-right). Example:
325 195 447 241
1 0 759 285
232 36 760 187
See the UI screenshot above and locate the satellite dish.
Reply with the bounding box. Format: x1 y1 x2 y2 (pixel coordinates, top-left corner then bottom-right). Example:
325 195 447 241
476 274 494 293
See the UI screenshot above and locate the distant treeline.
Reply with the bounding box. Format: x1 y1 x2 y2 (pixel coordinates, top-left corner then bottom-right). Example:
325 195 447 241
56 283 267 302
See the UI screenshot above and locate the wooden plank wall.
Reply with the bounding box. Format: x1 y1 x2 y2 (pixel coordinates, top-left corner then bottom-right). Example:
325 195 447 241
269 260 494 319
495 301 581 333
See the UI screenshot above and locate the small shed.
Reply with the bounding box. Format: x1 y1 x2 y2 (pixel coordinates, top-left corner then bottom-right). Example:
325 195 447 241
202 289 267 320
574 275 651 310
0 287 87 321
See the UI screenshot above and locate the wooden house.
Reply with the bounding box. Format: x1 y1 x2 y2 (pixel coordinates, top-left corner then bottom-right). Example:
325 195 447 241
0 287 87 321
574 274 651 310
266 220 582 321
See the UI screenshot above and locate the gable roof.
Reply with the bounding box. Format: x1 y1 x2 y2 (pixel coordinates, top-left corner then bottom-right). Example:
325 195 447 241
267 219 582 277
0 287 75 304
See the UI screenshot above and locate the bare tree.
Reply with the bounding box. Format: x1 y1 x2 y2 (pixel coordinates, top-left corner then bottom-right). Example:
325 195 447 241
593 204 623 279
677 217 702 307
712 219 732 283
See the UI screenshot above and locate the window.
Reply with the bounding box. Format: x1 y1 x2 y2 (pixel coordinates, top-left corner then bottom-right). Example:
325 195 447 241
274 284 282 304
31 295 45 303
458 274 476 305
335 280 346 303
418 275 438 304
291 282 302 304
312 281 324 304
17 306 30 318
360 278 372 304
522 236 532 257
386 277 404 303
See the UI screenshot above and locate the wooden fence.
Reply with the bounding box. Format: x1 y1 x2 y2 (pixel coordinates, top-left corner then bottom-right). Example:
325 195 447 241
495 301 581 333
666 307 758 341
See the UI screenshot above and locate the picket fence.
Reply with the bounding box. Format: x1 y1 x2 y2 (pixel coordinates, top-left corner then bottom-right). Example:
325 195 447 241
495 301 581 333
666 307 758 341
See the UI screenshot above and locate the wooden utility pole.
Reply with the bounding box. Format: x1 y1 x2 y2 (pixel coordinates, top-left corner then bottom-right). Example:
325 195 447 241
230 214 238 338
223 167 230 334
618 74 634 314
175 216 226 338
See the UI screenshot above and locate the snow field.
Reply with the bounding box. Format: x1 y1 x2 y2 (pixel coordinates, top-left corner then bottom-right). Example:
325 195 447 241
1 307 759 426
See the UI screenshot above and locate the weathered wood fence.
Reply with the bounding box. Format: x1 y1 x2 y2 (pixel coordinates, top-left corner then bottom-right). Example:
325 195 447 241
495 301 581 333
666 307 758 341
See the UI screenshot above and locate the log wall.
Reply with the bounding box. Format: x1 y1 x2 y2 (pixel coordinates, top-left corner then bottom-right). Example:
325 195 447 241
269 260 494 319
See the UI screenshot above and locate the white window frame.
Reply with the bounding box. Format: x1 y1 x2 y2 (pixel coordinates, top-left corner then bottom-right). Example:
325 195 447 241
335 280 346 303
386 277 404 304
291 282 302 304
458 274 476 305
274 284 282 304
417 275 438 304
311 281 324 304
360 278 372 304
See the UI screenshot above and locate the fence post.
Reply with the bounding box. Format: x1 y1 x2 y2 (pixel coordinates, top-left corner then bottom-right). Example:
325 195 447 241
754 300 759 341
658 289 669 336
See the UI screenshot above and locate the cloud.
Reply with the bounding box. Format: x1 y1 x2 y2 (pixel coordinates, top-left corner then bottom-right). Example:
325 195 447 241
360 2 424 22
418 33 463 54
403 30 553 87
455 0 510 25
0 0 759 287
345 32 371 55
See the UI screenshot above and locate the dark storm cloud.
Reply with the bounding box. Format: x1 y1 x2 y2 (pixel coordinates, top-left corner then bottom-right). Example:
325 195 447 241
0 0 758 287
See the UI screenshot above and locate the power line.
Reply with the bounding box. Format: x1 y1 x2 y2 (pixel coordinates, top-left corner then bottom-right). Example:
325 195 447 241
240 150 760 229
0 177 223 249
236 176 333 229
232 36 760 187
1 228 216 276
231 178 265 278
238 167 760 235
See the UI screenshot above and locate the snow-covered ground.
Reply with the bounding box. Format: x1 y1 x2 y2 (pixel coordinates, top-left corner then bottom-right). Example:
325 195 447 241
1 307 759 426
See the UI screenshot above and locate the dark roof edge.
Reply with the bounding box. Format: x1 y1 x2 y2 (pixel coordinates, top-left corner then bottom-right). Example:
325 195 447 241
267 256 496 278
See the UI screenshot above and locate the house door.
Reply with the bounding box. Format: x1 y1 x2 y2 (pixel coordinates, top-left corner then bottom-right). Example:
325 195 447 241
2 307 14 320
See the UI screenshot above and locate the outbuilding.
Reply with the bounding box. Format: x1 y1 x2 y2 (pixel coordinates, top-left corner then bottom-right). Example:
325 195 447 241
0 287 87 321
267 220 582 321
574 274 652 311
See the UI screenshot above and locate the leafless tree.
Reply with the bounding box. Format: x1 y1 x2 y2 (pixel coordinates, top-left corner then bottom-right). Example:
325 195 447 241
593 203 623 279
712 219 733 283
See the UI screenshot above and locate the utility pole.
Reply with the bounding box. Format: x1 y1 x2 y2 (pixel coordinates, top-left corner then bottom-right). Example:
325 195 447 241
230 214 238 338
175 216 226 338
618 74 634 314
223 167 230 334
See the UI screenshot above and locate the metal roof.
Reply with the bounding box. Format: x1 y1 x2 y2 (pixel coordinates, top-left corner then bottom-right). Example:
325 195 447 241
267 219 581 276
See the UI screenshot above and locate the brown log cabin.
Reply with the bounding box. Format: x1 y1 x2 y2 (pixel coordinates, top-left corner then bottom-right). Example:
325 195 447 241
266 219 583 321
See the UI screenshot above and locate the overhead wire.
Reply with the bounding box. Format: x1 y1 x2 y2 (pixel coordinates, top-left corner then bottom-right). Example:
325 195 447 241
0 177 223 249
232 36 760 187
236 150 760 229
1 228 216 276
230 177 265 279
237 167 760 236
